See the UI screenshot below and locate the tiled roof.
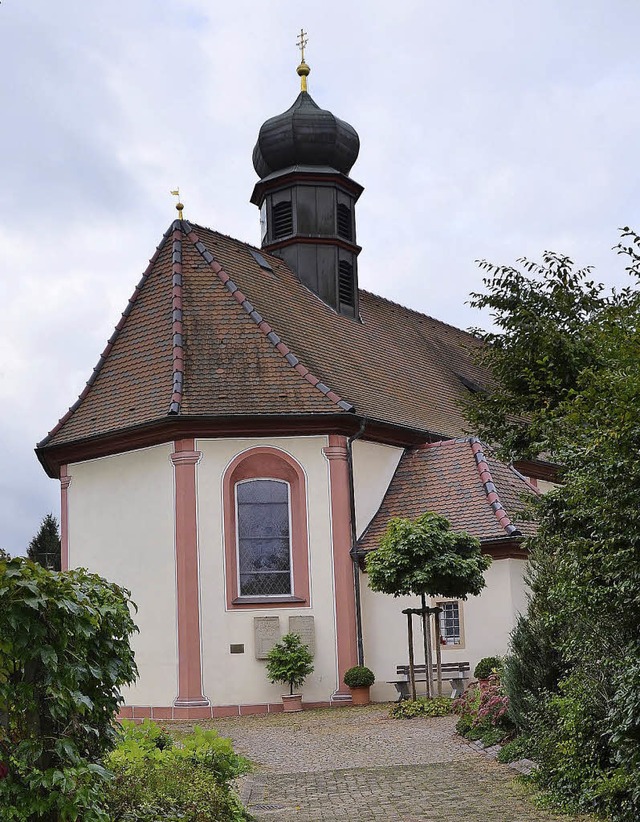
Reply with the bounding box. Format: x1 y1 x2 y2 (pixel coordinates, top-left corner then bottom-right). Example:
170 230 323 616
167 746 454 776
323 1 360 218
40 219 492 449
357 438 539 551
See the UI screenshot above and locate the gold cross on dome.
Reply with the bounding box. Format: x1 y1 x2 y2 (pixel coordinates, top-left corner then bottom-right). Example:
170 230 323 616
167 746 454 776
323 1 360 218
296 28 308 62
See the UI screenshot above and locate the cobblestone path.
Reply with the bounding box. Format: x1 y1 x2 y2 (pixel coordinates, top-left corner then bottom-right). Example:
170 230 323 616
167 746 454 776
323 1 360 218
185 706 588 821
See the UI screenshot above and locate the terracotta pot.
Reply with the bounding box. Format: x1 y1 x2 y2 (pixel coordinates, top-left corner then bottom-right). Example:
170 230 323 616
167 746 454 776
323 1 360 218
282 693 303 712
349 686 370 706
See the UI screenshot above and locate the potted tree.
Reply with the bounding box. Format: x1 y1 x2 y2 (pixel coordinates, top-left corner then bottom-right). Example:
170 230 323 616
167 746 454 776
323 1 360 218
343 665 375 706
265 633 314 712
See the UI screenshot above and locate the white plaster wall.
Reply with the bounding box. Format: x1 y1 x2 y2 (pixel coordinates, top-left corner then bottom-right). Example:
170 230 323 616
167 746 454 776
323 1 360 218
67 444 177 706
351 440 404 537
197 436 338 706
361 558 528 702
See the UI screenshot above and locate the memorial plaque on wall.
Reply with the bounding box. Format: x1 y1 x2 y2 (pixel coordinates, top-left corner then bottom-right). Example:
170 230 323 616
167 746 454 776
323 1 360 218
289 615 315 656
254 617 281 659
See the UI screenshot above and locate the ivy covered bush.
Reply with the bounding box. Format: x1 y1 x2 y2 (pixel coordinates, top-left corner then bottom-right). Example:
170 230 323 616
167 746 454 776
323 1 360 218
104 721 250 821
0 556 138 821
390 697 452 719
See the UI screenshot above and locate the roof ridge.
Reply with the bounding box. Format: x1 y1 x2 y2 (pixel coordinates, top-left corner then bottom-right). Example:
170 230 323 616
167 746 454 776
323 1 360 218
469 438 522 537
169 223 185 414
37 224 175 448
181 221 354 413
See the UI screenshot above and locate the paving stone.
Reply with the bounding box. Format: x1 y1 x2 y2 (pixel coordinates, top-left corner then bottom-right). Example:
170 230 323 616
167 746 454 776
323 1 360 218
171 705 589 821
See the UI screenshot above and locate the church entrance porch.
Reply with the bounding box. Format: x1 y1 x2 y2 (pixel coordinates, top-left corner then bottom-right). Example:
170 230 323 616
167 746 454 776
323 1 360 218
170 705 588 821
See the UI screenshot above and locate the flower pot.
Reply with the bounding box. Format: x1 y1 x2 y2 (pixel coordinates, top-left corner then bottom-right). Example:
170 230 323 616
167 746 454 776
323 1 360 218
349 686 370 706
282 693 303 712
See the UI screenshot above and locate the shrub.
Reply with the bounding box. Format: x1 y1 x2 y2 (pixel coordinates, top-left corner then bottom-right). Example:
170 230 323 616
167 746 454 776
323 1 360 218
105 721 251 821
497 736 534 764
0 557 138 821
265 633 314 695
453 676 514 744
343 666 375 688
473 656 503 680
390 697 453 719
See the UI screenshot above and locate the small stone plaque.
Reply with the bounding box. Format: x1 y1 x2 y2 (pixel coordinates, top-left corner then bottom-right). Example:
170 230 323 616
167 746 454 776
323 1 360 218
254 616 280 659
288 615 315 656
229 644 244 654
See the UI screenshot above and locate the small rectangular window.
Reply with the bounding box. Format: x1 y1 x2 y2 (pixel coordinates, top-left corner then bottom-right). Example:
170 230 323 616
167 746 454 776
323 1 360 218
436 600 464 647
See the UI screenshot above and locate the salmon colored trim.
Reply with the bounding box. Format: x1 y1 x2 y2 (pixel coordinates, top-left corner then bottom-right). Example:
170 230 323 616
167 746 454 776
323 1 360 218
323 435 358 703
171 438 209 707
60 465 71 571
117 700 342 721
223 447 310 609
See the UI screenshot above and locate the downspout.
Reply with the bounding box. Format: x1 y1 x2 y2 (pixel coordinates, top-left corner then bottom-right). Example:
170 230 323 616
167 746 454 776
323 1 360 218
346 418 367 666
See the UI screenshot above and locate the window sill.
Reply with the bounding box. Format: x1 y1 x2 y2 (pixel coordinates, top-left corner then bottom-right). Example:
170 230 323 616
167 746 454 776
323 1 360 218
231 596 307 605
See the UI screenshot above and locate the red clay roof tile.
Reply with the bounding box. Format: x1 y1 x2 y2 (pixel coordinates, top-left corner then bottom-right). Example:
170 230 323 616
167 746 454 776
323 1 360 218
357 438 538 551
40 220 493 449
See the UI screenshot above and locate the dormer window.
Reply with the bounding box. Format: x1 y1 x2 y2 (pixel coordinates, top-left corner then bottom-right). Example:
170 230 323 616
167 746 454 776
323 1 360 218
337 203 353 241
272 201 293 239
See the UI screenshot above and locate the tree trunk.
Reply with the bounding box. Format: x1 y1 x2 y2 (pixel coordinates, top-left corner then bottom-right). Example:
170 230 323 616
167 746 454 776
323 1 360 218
406 611 417 701
420 594 432 698
434 608 443 696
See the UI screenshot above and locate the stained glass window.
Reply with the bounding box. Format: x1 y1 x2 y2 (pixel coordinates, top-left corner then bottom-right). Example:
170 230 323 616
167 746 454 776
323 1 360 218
236 479 292 596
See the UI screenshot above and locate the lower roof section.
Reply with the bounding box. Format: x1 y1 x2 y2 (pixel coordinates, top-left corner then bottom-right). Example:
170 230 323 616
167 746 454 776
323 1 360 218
357 437 539 552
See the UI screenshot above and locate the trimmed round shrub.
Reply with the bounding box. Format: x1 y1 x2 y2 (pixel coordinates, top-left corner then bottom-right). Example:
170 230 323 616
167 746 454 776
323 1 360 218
343 665 375 688
474 656 503 680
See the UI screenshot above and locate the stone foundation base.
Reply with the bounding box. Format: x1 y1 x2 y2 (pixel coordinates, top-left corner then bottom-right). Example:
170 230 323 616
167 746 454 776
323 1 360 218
118 700 341 721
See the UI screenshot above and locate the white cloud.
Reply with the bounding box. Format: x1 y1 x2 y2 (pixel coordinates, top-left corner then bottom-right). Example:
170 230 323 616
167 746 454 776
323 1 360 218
0 0 639 552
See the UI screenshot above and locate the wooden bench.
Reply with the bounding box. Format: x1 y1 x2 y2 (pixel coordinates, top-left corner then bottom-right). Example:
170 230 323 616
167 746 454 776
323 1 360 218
388 662 470 701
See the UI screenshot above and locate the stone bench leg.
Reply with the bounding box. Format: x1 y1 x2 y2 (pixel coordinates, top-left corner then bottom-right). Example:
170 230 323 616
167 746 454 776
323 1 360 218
392 682 410 702
449 678 465 699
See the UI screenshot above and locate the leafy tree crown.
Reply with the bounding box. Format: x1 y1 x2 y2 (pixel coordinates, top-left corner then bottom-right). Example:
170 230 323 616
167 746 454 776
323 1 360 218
366 512 490 599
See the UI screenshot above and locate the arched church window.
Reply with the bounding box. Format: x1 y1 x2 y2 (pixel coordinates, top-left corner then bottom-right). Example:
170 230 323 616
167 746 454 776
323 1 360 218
236 479 292 597
223 446 310 608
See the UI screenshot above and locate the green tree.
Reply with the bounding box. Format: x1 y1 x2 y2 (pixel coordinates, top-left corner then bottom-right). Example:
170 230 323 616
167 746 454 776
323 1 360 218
27 513 61 571
366 512 490 600
265 633 314 695
465 231 640 820
366 513 491 695
0 557 138 821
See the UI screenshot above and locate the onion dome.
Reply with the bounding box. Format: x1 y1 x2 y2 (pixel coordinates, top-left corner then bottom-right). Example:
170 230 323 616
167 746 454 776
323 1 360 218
252 89 360 179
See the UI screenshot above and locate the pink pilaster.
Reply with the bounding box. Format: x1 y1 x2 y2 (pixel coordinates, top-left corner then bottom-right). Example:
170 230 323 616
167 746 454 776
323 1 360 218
60 465 71 571
171 439 209 707
323 434 358 702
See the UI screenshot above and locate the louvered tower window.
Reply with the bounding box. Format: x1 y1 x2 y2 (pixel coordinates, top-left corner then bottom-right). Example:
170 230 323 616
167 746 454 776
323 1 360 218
338 260 355 309
272 201 293 239
337 203 353 241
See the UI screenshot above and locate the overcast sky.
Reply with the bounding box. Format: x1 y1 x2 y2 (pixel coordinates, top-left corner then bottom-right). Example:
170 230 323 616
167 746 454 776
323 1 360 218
1 1 639 555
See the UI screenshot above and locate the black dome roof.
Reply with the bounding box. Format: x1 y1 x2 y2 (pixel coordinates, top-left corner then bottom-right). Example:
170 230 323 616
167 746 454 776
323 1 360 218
252 91 360 179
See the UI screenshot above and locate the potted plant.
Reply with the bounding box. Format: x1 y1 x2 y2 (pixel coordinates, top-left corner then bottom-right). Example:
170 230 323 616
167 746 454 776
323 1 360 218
265 633 314 712
473 656 502 688
343 665 375 706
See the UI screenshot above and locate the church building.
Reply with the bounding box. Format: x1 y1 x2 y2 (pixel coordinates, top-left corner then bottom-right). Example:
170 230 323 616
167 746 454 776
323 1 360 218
36 50 545 718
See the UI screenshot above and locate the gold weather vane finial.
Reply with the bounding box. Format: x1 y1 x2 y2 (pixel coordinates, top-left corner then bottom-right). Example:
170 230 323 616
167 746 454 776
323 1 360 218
170 188 184 220
296 28 310 92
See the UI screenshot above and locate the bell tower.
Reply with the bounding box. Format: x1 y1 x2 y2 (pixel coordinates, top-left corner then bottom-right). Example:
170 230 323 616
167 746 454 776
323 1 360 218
250 32 363 318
